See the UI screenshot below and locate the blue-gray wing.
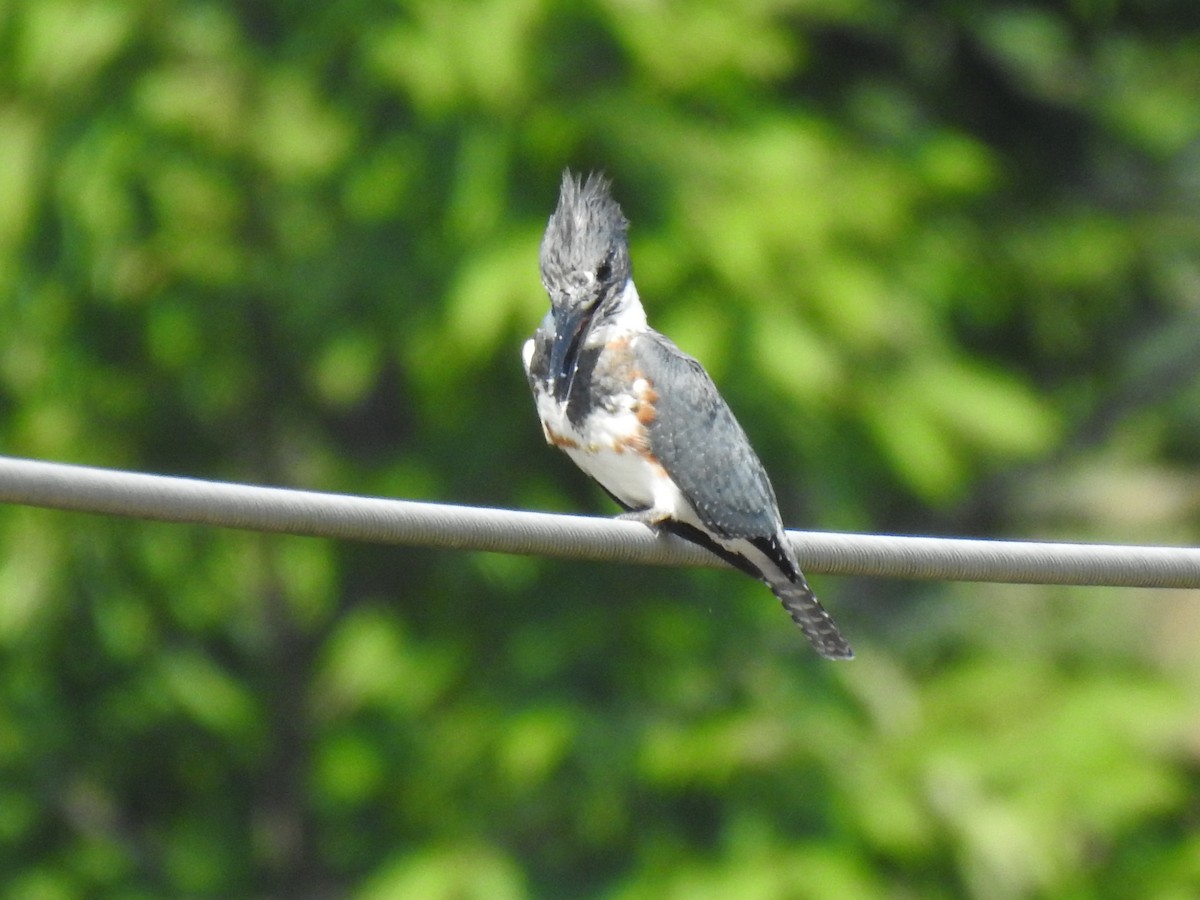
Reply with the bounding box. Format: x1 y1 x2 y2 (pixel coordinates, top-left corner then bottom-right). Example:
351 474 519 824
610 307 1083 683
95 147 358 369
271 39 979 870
634 331 785 543
629 331 853 660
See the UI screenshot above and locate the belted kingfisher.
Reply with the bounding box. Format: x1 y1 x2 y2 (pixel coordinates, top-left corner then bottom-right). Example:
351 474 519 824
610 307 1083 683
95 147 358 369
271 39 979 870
523 171 853 660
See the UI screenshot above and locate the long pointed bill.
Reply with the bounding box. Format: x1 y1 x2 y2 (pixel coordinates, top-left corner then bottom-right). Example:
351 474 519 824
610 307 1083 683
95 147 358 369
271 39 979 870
548 303 594 404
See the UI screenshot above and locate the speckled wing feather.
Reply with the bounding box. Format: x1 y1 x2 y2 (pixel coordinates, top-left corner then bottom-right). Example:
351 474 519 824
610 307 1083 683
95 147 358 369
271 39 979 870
634 330 854 660
633 331 786 547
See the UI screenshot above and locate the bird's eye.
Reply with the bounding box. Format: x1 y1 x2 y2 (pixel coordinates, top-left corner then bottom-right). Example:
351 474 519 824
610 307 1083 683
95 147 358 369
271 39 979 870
596 252 614 282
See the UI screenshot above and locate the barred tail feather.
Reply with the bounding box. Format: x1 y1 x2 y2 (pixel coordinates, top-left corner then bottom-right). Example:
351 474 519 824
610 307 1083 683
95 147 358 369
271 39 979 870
770 577 854 660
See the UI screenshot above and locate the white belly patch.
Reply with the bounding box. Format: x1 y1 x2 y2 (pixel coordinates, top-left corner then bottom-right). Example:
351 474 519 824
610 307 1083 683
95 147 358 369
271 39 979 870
531 382 698 526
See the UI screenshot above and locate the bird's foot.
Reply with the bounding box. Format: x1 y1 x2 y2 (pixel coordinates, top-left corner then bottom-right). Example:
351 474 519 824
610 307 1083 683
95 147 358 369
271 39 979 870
616 508 670 530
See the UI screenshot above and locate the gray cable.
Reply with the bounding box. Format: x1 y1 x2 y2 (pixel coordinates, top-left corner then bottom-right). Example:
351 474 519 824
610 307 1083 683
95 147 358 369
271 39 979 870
0 454 1197 588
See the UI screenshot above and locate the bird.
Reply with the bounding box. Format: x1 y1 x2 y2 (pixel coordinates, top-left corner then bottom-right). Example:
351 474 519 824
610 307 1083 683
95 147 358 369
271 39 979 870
522 170 853 660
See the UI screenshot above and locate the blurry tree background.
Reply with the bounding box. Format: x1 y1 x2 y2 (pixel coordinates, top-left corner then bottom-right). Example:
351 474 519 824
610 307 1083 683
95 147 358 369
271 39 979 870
1 0 1199 896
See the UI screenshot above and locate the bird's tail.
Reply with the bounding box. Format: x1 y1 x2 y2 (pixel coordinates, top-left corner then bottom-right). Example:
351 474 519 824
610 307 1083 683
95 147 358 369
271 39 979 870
769 576 854 660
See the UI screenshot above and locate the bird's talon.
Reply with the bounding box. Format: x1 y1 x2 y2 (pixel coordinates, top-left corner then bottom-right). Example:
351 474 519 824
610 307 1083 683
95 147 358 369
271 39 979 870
616 509 667 529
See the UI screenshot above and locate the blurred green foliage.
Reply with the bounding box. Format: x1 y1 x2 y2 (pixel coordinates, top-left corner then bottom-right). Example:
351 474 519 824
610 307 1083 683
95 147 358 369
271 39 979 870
1 0 1199 896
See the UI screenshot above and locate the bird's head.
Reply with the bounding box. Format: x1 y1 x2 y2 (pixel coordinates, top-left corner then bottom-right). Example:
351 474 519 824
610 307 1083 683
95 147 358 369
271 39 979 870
538 170 634 402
